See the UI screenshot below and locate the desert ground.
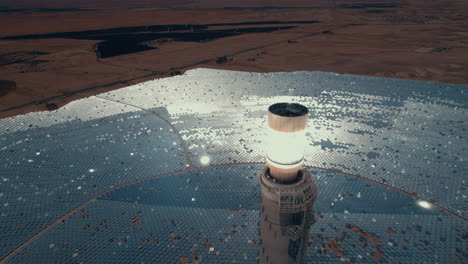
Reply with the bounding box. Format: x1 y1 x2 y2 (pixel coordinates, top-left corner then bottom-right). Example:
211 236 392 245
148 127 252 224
0 0 467 118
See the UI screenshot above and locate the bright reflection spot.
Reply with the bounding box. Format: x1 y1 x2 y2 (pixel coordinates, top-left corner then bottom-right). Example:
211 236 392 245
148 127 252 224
200 155 210 166
191 198 196 201
417 200 432 209
89 169 95 173
167 102 222 115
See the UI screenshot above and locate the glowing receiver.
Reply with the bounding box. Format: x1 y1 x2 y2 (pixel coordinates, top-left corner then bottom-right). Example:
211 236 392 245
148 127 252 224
266 103 308 182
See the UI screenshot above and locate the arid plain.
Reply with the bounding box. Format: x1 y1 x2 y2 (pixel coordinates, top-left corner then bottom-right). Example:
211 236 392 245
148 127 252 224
0 0 467 118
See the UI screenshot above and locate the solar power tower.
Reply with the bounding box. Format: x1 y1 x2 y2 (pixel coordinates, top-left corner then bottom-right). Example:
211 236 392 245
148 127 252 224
260 103 318 263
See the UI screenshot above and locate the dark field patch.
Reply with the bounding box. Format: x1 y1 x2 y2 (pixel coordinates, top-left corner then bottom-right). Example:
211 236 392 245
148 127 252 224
1 21 319 59
0 80 16 97
0 51 49 67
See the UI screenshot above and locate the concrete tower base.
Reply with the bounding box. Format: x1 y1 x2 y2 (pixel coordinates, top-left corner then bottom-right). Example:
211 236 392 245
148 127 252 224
259 167 317 264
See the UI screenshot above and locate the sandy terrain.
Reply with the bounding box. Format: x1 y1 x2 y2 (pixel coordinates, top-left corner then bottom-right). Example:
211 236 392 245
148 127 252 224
0 0 467 118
